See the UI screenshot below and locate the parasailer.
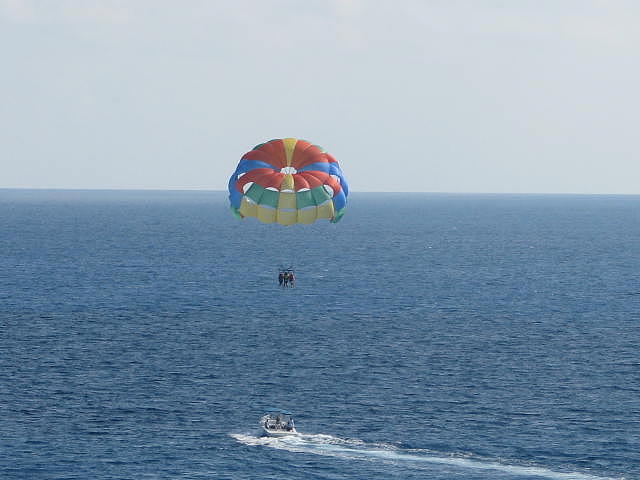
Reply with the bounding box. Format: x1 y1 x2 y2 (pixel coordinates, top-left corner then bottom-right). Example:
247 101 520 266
228 138 348 226
278 267 295 288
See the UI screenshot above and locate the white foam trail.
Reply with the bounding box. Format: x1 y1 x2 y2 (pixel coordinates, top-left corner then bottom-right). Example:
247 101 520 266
230 433 623 480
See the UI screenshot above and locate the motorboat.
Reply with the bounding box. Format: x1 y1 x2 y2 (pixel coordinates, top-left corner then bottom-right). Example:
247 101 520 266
261 409 298 436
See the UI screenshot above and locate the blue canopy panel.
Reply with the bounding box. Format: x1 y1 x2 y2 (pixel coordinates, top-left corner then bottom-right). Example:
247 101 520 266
327 164 349 196
332 189 347 211
228 174 243 208
235 160 278 175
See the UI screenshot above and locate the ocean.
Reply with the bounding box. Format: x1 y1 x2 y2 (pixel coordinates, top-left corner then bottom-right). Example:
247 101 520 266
1 189 639 480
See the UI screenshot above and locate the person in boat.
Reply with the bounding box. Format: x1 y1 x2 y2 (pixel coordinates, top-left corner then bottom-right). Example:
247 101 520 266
278 271 284 287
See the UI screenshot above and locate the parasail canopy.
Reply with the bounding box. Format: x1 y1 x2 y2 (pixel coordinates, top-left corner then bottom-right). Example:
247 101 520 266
228 138 348 226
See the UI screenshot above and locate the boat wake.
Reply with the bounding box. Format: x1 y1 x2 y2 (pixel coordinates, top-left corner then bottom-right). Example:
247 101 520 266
230 432 622 480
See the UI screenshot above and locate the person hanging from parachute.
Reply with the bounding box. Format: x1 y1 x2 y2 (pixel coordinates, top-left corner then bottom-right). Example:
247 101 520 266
278 267 295 288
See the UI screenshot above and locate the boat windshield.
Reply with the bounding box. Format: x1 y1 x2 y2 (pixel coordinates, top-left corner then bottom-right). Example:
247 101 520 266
262 410 295 431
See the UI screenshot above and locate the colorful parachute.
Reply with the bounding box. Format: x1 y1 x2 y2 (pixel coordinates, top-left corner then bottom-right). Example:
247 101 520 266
228 138 348 226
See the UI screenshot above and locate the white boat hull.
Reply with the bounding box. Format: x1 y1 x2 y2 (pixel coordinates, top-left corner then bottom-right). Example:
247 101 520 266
262 427 298 437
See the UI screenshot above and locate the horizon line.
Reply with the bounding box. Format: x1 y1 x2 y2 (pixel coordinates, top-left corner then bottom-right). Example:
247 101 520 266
1 187 639 196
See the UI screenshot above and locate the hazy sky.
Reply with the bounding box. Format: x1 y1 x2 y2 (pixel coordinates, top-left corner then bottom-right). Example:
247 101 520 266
1 0 639 193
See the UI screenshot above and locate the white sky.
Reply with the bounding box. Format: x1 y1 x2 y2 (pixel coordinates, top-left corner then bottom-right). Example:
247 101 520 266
1 0 639 193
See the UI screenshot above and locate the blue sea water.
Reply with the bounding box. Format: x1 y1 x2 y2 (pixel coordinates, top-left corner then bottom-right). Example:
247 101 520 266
1 189 639 480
